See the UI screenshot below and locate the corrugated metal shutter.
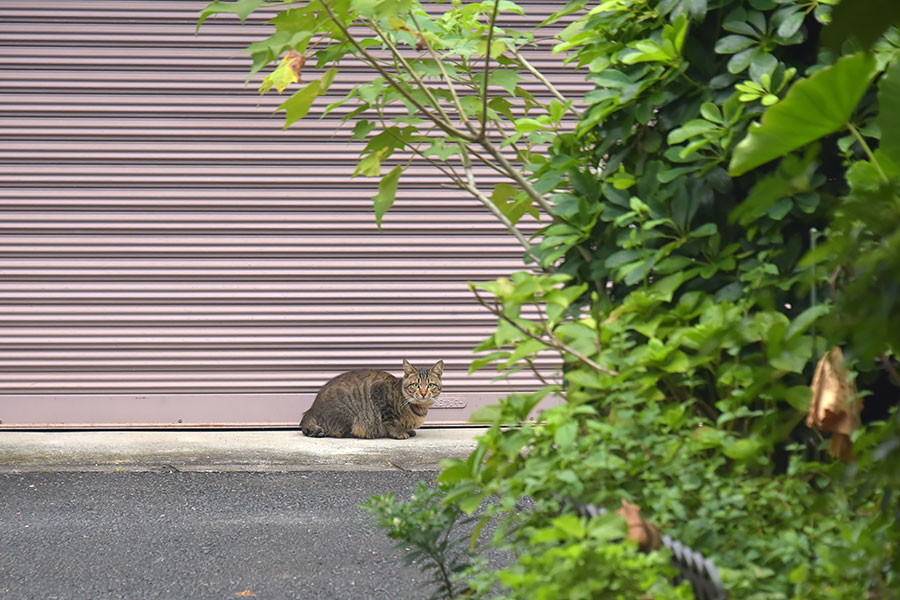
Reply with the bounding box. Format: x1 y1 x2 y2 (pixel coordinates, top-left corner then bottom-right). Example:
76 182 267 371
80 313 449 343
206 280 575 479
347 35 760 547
0 0 586 427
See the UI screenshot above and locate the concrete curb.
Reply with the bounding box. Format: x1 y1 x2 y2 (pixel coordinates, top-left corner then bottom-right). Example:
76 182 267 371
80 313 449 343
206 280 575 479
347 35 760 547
0 428 483 473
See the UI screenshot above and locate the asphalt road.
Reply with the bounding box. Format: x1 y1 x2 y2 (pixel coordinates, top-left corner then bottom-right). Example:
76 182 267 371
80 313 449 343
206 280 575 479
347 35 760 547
0 471 442 600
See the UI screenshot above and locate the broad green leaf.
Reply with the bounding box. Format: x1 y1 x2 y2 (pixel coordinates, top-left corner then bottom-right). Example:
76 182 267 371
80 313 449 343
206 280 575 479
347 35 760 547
437 458 473 484
729 53 878 176
319 67 338 93
505 339 550 366
776 8 806 40
786 304 830 340
822 0 900 50
589 513 628 543
489 183 536 225
551 513 585 540
351 120 376 140
372 165 402 229
715 34 756 54
724 436 764 460
700 102 723 123
468 404 503 423
494 0 526 15
277 80 321 128
668 119 718 144
197 0 263 30
488 69 524 94
784 385 813 412
355 149 385 177
877 58 900 168
622 40 673 64
554 420 578 447
351 0 414 20
458 491 485 515
273 67 336 128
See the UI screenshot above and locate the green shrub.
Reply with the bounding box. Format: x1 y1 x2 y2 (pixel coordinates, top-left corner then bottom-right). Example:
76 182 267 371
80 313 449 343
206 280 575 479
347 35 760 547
199 0 900 596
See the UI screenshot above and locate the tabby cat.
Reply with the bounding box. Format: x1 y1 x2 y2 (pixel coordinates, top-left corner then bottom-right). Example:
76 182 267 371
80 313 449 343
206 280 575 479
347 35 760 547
300 359 443 439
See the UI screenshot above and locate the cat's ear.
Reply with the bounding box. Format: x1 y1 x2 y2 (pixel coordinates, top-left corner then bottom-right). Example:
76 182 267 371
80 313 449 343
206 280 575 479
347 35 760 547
403 359 417 376
430 360 444 377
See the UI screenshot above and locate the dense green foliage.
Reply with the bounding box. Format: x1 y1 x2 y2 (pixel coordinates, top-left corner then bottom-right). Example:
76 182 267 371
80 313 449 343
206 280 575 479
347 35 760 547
199 0 900 596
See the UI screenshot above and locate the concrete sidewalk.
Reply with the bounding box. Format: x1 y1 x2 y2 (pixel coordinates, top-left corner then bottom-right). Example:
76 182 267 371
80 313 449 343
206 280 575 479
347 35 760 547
0 428 483 473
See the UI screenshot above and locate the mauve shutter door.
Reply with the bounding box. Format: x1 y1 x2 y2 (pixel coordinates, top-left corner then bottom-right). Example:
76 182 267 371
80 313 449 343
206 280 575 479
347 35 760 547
0 1 581 427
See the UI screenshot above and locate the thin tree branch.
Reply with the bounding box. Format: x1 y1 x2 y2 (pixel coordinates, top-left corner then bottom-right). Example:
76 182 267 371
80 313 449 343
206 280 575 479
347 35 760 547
480 139 555 214
480 0 502 139
406 11 477 135
365 16 460 130
525 357 552 386
459 147 538 259
471 287 620 377
512 49 583 120
320 0 477 143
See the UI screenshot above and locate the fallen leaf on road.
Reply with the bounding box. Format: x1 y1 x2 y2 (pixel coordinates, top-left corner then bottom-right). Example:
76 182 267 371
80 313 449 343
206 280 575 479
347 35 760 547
235 591 256 597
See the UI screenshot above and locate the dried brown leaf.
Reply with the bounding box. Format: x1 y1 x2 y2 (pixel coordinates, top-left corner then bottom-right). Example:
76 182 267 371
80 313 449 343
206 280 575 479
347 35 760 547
808 347 862 461
616 499 662 552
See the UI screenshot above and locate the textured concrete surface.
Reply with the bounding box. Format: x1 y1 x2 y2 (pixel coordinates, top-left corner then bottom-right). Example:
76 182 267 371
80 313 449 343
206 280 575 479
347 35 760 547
0 428 483 472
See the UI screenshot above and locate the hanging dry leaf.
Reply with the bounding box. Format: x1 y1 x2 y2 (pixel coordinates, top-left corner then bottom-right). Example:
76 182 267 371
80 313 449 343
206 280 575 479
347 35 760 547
285 50 306 81
807 347 862 461
616 499 662 552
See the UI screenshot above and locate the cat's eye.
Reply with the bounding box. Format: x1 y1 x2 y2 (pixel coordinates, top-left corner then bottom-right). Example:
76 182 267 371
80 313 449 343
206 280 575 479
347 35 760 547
428 383 439 389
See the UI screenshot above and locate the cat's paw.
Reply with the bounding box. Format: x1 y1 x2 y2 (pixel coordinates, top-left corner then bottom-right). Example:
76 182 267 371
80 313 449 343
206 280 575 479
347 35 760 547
407 430 417 437
388 431 411 440
301 425 326 437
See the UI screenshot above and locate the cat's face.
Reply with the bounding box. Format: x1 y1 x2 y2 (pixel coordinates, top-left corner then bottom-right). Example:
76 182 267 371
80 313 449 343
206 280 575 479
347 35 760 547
401 359 443 405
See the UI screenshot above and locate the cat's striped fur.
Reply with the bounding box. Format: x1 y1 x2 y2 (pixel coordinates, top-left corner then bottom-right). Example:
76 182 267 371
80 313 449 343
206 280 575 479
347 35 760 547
300 359 443 439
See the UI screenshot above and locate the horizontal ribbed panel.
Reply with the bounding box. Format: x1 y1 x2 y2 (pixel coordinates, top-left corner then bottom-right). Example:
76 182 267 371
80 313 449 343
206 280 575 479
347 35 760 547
0 0 579 427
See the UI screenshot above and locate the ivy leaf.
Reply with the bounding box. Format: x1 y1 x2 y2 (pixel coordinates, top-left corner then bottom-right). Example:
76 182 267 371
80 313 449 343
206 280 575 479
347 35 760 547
729 52 877 176
372 165 403 230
